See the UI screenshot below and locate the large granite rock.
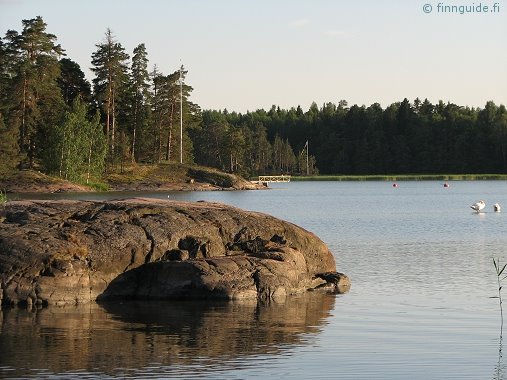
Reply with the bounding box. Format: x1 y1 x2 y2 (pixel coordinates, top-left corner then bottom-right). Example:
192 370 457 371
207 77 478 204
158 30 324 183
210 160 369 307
0 199 350 306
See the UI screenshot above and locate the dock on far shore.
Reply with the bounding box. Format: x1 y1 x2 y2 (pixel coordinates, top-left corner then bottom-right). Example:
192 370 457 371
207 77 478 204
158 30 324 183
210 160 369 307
251 175 291 186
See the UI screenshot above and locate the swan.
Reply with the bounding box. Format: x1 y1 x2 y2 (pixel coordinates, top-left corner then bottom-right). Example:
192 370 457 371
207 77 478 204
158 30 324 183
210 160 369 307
470 200 485 213
494 203 501 212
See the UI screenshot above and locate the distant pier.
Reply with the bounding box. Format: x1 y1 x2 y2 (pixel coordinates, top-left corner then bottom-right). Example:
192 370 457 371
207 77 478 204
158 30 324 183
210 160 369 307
253 175 291 186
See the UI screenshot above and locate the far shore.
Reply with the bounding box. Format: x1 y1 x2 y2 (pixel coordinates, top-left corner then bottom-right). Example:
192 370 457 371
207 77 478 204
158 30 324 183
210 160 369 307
3 170 506 196
290 174 507 181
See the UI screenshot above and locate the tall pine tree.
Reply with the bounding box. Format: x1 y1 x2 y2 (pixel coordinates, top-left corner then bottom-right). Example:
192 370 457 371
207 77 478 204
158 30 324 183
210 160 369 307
129 43 150 163
91 28 129 169
4 16 65 169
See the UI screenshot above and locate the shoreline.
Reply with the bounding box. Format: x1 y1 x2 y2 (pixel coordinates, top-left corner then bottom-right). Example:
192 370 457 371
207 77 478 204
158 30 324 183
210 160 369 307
5 170 505 195
1 180 266 194
2 181 261 194
291 174 507 181
0 166 267 194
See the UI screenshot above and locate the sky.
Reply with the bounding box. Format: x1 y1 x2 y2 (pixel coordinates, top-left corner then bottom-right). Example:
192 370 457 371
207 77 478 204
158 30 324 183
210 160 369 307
1 0 506 113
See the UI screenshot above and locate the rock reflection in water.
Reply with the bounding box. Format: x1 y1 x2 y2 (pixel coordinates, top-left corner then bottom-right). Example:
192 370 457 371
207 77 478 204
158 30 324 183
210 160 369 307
0 293 335 377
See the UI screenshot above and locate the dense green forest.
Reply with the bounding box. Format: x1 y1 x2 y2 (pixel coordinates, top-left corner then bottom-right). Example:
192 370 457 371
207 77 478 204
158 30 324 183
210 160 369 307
1 17 506 183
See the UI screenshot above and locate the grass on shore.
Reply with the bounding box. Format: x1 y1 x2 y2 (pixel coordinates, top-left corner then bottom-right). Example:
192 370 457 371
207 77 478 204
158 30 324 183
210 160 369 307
83 180 109 191
291 174 507 181
105 161 189 185
104 161 238 186
93 161 251 189
0 189 7 203
0 162 250 193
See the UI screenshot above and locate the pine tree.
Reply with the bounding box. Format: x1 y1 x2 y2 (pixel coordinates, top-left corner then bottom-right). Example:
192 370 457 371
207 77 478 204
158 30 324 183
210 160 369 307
58 58 92 106
3 16 66 169
194 111 228 169
129 43 150 163
149 66 197 164
91 28 129 169
160 70 180 162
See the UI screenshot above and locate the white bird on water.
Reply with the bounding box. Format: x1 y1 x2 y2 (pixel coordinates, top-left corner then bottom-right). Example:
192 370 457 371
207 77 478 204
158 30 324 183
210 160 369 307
470 200 485 213
494 203 501 212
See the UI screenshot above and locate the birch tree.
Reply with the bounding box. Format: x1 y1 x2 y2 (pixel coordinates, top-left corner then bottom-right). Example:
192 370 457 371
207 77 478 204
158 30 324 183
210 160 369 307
45 98 106 182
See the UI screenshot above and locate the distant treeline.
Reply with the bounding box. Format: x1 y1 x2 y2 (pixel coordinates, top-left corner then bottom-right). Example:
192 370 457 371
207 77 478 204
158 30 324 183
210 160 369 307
214 98 507 175
1 16 506 182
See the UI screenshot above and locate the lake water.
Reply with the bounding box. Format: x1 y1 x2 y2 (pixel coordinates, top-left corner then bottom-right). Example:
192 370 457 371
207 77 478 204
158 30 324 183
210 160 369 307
2 181 507 379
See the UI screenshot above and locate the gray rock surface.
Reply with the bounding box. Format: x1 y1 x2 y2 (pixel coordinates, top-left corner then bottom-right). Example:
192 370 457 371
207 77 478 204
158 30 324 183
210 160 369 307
0 199 350 306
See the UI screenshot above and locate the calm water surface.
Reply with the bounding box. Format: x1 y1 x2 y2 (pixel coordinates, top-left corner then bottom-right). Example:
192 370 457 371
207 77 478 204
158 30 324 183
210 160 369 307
2 181 507 379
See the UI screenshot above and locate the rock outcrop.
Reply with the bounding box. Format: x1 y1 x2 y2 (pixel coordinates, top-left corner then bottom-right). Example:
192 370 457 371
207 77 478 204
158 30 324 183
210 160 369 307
0 199 350 307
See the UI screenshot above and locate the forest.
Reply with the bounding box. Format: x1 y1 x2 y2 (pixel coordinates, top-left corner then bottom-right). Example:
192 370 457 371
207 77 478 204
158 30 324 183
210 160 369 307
1 16 506 183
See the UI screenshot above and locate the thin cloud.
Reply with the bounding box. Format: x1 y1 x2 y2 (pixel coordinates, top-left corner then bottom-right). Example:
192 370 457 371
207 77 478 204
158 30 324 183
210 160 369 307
324 30 346 37
0 0 23 4
289 19 311 28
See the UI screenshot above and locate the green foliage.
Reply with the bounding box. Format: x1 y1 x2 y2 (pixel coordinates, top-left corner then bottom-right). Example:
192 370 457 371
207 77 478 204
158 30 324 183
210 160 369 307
83 180 109 192
148 67 197 164
198 98 507 176
3 16 66 169
91 28 130 168
2 16 507 186
128 43 151 163
292 174 507 181
44 98 106 182
0 189 7 203
194 109 318 177
0 113 21 176
58 58 92 106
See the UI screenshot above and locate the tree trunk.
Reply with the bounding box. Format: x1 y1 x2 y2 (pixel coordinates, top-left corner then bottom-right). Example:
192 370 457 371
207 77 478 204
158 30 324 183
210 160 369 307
215 136 223 169
65 142 71 180
111 85 116 165
105 83 111 171
59 131 66 177
86 138 93 184
165 102 175 161
20 78 27 160
131 92 138 163
157 116 163 163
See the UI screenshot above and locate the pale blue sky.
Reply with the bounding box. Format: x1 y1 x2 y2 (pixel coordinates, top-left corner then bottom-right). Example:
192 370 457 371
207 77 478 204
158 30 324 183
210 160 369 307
1 0 506 112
